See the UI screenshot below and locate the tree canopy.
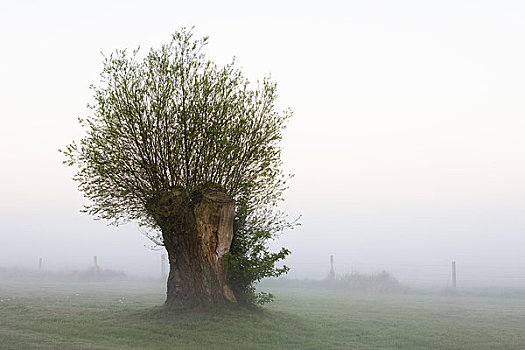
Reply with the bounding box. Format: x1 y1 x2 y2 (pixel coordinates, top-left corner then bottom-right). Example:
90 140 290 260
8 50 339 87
62 29 294 304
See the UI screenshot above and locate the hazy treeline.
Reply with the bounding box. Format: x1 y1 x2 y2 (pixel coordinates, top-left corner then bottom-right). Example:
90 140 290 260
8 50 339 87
0 266 126 282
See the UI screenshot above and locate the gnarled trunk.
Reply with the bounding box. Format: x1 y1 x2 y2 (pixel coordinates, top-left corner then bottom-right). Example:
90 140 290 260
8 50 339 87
159 190 236 306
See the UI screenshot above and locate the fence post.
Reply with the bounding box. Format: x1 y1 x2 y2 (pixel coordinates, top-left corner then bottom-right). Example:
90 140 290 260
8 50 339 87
452 261 457 288
161 254 166 279
329 255 335 280
39 257 42 272
94 256 100 273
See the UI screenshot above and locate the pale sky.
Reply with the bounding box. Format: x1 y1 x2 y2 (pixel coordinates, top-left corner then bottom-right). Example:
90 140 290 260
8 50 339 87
1 0 525 285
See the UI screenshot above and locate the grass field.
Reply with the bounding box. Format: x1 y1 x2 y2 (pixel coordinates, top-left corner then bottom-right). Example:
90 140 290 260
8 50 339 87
1 281 524 349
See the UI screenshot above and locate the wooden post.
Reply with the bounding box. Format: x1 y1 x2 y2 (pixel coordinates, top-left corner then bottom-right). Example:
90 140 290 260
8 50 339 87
94 256 100 273
452 261 457 288
38 257 42 272
161 254 166 279
329 255 335 280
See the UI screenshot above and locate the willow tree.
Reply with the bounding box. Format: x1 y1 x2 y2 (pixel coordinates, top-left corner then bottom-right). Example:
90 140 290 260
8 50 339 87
62 29 292 306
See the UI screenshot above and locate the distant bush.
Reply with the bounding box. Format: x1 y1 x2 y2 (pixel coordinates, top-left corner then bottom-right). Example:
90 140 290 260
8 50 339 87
327 270 408 293
0 266 126 282
261 270 409 293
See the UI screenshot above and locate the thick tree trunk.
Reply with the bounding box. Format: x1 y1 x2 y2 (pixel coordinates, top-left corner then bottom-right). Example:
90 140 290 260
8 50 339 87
160 190 236 307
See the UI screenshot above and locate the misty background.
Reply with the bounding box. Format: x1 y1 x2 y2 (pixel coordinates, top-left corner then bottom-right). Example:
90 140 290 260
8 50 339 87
1 0 525 288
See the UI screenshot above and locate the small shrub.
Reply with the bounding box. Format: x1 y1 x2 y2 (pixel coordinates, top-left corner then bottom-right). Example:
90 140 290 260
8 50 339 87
328 270 407 292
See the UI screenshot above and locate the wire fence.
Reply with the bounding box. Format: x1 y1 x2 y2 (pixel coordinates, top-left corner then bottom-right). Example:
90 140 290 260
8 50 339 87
282 257 525 288
4 254 525 289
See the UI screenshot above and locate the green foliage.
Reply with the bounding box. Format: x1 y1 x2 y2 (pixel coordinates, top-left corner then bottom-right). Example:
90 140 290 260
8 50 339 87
227 189 294 305
61 28 295 304
61 28 290 228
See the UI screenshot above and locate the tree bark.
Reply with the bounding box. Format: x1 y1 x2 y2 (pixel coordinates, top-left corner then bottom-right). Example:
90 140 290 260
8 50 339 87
160 190 236 306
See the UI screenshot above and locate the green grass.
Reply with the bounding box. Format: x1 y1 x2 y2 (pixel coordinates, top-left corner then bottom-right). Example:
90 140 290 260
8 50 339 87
1 281 524 349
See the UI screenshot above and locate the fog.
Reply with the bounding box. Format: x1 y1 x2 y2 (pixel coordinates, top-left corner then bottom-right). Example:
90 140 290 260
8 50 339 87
2 0 525 290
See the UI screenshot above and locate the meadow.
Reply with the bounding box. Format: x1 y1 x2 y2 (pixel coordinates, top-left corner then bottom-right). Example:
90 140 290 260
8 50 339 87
1 280 524 349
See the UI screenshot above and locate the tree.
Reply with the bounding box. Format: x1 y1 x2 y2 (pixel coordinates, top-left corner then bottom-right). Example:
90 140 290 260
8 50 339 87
62 29 293 307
